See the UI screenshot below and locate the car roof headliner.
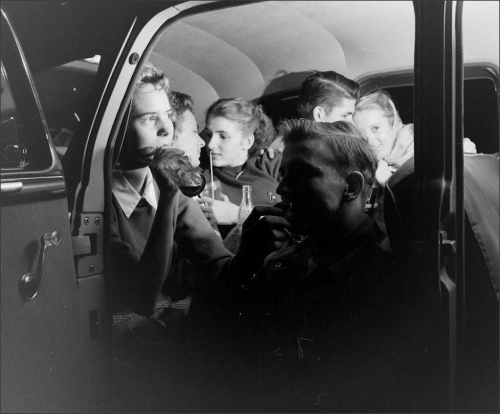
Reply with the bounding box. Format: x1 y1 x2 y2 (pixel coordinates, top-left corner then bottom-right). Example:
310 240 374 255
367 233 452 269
150 0 416 121
151 0 498 123
150 1 415 101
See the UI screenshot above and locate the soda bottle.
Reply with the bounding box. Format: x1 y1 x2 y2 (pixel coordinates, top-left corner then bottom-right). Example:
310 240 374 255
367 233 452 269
238 185 254 226
161 154 206 197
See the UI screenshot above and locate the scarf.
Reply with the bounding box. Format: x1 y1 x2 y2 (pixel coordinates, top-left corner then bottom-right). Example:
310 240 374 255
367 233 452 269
384 99 415 172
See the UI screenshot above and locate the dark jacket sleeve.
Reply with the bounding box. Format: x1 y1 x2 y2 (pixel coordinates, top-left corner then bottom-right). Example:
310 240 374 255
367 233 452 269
173 194 233 289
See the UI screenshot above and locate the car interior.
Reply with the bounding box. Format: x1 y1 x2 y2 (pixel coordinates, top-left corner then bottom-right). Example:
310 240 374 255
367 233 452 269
1 1 498 412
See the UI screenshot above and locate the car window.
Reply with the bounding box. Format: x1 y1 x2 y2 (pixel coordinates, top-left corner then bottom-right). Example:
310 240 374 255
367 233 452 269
376 2 500 156
377 77 498 155
463 1 499 155
32 57 100 160
0 62 28 170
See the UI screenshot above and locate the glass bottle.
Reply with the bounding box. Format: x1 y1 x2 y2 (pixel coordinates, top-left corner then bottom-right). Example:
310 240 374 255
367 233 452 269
238 185 254 226
162 154 206 197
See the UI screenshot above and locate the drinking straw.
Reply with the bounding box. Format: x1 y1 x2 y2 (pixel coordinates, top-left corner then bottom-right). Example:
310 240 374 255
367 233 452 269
209 150 215 200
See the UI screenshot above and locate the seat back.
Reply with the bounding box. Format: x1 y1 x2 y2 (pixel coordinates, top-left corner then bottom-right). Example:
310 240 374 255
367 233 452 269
383 154 499 411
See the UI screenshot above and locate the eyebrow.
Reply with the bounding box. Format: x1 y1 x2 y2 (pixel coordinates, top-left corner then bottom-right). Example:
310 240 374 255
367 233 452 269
210 129 231 136
132 108 171 119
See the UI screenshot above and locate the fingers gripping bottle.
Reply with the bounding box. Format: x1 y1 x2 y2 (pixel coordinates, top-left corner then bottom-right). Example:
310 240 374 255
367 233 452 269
238 185 254 227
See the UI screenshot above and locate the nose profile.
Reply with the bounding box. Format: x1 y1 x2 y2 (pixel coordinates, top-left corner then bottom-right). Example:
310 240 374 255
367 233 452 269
198 134 205 148
157 115 174 145
157 114 173 136
207 134 218 151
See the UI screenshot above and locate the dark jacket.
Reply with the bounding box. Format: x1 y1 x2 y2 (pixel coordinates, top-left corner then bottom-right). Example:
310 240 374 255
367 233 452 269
202 153 282 238
188 217 417 412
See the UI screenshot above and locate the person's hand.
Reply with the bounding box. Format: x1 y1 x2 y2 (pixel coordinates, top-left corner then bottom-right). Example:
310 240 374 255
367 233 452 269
364 186 379 214
257 137 285 159
463 137 477 154
375 159 393 187
257 147 276 159
197 194 239 225
150 146 185 194
234 205 292 269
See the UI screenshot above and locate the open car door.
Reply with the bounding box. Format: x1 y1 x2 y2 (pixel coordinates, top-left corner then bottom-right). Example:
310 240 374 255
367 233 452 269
0 10 95 413
412 1 498 411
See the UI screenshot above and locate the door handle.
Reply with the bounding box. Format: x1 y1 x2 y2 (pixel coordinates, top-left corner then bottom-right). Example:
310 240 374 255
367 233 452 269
19 231 62 300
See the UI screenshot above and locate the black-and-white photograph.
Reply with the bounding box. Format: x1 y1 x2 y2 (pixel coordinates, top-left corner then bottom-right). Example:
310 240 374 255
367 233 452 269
1 1 498 412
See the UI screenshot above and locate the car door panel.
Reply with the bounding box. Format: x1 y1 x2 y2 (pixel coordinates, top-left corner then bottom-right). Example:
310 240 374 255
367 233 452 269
1 195 94 413
1 11 95 413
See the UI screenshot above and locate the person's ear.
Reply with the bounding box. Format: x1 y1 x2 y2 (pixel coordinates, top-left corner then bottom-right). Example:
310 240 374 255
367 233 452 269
312 106 325 122
242 134 255 150
344 171 365 201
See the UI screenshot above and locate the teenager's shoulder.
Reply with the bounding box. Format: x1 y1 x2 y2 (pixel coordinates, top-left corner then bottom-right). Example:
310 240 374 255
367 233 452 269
250 152 282 176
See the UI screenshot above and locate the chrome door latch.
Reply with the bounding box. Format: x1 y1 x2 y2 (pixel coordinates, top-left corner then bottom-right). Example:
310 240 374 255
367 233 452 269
19 231 62 300
440 231 456 266
72 213 103 278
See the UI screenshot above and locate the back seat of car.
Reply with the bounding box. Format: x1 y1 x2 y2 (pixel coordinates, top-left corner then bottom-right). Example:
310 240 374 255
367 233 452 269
383 153 499 408
384 153 499 292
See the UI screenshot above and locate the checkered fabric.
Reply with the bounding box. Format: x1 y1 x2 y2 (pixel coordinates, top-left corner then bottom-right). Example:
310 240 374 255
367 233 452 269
112 295 192 343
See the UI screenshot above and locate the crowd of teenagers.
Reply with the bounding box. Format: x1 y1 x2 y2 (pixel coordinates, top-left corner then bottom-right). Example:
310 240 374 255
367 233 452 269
104 63 477 412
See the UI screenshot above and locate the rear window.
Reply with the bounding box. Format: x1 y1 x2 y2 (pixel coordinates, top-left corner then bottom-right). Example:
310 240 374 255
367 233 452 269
1 62 27 169
385 77 498 155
